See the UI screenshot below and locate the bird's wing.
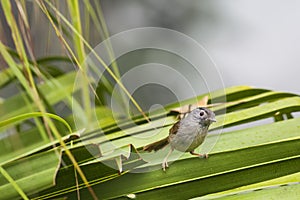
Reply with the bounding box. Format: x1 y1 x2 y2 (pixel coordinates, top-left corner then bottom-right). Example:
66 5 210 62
169 121 181 136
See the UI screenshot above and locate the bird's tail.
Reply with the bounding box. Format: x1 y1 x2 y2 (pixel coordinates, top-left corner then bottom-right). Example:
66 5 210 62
143 137 169 152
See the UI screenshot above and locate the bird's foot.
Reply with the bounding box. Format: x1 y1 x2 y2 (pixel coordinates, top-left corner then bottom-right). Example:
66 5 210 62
190 151 208 159
162 161 169 171
201 153 208 159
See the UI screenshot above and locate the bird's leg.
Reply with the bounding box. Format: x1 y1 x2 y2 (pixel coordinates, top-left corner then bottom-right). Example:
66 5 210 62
190 151 208 159
162 148 174 171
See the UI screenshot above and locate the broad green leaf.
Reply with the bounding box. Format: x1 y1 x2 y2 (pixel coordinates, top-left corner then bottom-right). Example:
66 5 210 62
1 86 300 199
32 92 300 199
0 150 60 200
35 144 146 200
195 172 300 199
198 181 300 200
48 137 300 199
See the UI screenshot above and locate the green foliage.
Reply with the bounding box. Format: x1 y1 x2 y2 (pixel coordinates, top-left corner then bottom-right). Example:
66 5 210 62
1 85 300 199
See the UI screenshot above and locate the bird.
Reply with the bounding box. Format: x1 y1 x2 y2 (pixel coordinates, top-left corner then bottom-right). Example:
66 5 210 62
143 107 216 171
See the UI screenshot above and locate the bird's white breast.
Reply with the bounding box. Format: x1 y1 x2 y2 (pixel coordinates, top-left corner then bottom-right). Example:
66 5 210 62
169 124 208 152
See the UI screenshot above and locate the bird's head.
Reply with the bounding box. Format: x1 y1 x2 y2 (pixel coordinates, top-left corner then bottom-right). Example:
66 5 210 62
190 107 216 126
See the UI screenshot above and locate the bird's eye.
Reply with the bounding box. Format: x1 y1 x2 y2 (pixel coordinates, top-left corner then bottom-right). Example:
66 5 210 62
199 111 205 117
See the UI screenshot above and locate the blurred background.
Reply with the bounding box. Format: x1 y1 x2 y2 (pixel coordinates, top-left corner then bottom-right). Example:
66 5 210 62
1 0 299 105
101 0 300 94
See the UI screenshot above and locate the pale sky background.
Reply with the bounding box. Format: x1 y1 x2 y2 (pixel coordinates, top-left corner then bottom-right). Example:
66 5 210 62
101 0 300 95
201 0 300 94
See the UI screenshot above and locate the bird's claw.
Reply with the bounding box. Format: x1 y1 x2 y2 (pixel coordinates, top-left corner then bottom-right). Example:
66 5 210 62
190 151 209 159
162 161 169 171
200 153 208 159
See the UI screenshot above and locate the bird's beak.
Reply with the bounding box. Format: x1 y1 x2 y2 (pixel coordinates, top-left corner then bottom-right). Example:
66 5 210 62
209 118 217 123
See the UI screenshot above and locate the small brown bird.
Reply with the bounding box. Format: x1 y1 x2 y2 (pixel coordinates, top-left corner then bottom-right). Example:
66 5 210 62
143 107 216 171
